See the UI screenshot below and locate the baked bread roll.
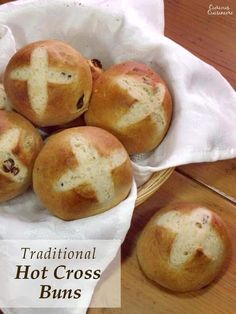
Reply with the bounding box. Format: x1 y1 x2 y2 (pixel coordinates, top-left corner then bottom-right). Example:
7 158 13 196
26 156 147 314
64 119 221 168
33 126 133 220
0 111 43 202
85 61 172 154
0 83 11 111
4 40 92 127
137 203 230 292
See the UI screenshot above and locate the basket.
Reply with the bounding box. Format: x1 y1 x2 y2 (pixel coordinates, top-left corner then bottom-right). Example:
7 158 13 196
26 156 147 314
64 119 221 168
135 168 175 207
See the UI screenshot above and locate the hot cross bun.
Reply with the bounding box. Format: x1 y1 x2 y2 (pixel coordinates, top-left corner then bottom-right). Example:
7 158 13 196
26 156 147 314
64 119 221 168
4 40 92 127
85 61 173 154
33 126 133 220
0 111 43 202
137 203 231 292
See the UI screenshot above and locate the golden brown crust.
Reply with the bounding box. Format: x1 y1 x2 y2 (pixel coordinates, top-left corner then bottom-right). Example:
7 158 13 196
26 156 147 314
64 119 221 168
85 61 173 154
0 111 43 202
4 40 92 127
33 126 133 220
137 203 231 292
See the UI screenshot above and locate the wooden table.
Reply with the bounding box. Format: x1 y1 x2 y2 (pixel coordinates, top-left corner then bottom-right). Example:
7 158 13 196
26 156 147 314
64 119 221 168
0 0 236 313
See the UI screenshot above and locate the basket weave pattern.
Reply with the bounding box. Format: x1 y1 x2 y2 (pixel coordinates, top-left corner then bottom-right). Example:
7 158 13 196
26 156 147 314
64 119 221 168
136 168 175 206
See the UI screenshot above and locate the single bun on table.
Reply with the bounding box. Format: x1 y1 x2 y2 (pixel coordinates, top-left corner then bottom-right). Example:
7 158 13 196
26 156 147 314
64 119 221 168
33 126 133 221
137 203 230 292
4 40 92 127
85 61 172 154
0 111 43 202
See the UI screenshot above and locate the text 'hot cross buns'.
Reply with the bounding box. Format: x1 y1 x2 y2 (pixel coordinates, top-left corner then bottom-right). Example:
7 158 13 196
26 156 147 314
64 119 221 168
0 111 43 202
85 61 173 154
4 40 92 127
33 126 133 220
137 203 230 292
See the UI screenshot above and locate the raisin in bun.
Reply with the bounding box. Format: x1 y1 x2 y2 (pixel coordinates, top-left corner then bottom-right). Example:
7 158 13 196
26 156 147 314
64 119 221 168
0 111 43 202
0 83 11 111
88 59 103 82
85 61 172 154
137 203 230 292
4 40 92 127
33 126 133 220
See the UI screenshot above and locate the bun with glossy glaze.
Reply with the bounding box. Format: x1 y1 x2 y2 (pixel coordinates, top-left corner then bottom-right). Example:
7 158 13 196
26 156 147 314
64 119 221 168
137 203 230 292
0 111 43 202
85 61 172 154
33 126 133 220
4 40 92 127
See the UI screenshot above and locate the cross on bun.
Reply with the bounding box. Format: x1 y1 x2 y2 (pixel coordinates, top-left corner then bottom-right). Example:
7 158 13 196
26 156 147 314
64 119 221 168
137 203 230 292
0 83 11 111
85 61 173 154
4 40 92 127
33 126 133 220
0 111 43 202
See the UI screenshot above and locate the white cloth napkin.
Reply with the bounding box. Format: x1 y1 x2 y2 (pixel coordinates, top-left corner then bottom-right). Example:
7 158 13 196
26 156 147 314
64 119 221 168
0 182 137 314
0 0 236 313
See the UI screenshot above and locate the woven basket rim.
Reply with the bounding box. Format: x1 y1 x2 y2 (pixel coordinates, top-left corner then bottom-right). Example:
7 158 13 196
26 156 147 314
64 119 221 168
135 167 175 207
